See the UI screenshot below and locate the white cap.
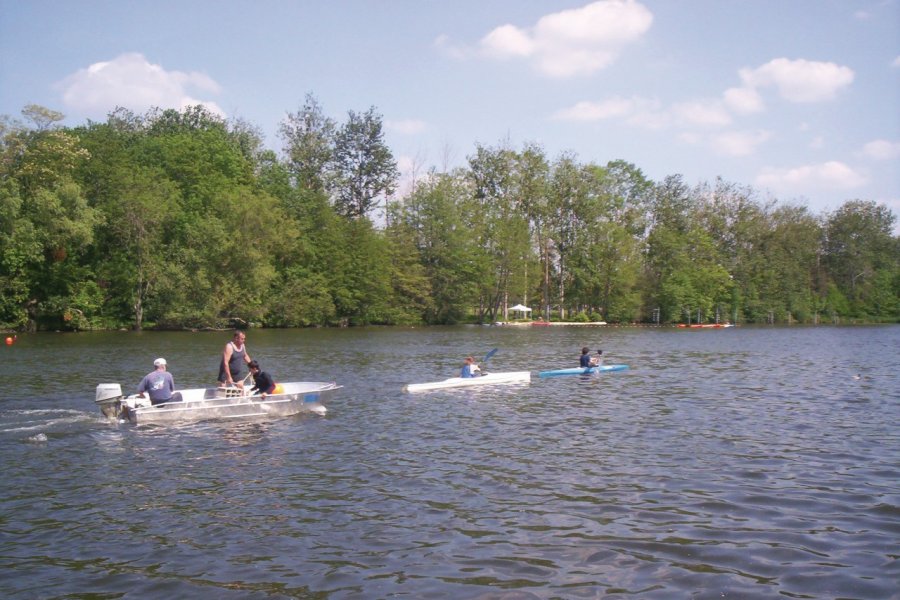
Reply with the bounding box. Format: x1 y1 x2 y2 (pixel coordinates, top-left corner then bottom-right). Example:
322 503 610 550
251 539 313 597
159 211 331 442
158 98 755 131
154 358 167 367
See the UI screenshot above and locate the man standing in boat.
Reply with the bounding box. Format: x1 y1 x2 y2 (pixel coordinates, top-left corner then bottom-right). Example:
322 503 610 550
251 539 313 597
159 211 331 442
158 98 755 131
137 358 177 405
218 330 252 388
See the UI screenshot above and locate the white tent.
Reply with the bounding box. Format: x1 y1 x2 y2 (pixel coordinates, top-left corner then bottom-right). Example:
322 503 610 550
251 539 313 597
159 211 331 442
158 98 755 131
509 303 532 317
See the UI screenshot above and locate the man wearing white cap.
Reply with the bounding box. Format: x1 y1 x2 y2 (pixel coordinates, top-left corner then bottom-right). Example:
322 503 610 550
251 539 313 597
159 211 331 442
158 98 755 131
137 358 177 405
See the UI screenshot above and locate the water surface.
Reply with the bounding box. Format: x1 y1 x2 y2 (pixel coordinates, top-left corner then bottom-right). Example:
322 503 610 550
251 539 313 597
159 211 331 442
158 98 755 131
1 325 898 598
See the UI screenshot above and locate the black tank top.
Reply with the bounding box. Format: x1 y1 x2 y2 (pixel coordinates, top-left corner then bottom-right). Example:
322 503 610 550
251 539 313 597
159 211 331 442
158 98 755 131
218 342 246 382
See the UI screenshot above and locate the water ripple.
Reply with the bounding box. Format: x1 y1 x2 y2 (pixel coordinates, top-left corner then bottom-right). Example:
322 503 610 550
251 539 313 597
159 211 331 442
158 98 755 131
1 326 898 598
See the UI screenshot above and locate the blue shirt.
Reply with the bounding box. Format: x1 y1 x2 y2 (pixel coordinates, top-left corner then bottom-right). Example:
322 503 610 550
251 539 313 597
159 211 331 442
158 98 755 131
580 353 592 368
461 364 478 378
137 370 175 402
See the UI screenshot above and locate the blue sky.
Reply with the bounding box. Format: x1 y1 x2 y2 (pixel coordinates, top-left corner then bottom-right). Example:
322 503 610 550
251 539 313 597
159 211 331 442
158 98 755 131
2 0 898 222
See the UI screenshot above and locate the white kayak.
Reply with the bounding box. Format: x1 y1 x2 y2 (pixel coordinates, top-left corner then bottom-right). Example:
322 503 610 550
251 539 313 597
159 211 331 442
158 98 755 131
403 371 532 393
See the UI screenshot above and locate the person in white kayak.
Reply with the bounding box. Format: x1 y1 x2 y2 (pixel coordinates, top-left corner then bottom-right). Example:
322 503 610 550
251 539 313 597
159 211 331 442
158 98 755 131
461 356 482 378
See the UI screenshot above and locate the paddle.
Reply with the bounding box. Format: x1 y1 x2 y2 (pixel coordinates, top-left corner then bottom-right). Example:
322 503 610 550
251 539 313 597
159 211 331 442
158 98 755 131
480 348 498 374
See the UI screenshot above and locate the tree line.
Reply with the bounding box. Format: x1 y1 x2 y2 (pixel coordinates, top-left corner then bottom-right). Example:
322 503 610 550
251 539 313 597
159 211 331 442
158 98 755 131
1 100 897 331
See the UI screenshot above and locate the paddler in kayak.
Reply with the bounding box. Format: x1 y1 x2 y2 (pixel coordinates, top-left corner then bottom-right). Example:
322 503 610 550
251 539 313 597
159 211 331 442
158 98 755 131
461 356 482 378
580 347 593 367
580 347 603 367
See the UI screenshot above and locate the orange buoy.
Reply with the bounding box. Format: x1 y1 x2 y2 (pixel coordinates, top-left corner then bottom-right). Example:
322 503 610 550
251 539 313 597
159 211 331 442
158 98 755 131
5 336 13 346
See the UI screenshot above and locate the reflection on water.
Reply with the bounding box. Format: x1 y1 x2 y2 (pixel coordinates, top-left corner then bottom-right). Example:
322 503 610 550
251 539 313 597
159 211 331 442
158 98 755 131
1 325 898 598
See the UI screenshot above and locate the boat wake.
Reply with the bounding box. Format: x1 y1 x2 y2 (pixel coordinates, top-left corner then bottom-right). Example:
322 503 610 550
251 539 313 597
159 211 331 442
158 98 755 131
0 408 95 435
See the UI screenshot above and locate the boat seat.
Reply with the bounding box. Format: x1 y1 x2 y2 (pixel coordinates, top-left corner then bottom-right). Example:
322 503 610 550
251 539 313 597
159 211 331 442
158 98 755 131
216 386 246 399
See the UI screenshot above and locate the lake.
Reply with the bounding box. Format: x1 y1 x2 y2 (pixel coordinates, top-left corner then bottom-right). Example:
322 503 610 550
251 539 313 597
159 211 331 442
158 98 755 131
1 325 898 599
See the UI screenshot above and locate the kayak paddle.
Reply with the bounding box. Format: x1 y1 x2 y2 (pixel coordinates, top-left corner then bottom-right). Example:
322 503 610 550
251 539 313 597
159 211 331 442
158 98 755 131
483 348 499 367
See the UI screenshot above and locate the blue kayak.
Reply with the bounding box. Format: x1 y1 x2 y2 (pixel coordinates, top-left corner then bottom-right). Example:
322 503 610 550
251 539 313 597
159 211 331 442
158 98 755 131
538 364 629 378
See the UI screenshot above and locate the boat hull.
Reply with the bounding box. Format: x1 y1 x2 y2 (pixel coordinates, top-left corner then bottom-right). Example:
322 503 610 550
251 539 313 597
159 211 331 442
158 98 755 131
96 381 341 425
403 371 531 393
538 364 629 378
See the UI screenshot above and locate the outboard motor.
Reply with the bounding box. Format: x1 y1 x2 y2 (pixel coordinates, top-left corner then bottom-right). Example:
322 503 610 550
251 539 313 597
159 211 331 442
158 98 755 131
95 383 123 419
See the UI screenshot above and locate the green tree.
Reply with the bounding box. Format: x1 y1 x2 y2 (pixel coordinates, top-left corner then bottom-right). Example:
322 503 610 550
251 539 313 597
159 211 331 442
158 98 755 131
645 175 732 323
0 109 102 329
468 143 533 323
823 200 898 320
331 107 399 219
279 93 336 193
100 166 181 330
398 170 482 324
517 143 551 320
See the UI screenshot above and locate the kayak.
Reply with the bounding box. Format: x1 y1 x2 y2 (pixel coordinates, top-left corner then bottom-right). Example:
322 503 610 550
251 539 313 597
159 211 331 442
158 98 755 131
538 364 629 378
403 371 531 393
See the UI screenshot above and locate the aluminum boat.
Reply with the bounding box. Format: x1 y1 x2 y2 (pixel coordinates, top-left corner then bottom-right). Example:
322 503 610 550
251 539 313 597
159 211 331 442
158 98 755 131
95 381 341 425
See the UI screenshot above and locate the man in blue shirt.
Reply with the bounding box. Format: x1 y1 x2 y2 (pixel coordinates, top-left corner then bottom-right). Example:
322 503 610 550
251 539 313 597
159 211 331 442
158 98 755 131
580 347 593 368
137 358 177 405
580 347 603 368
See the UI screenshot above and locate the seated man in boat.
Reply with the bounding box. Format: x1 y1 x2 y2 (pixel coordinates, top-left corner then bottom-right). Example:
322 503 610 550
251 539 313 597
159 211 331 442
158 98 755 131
248 360 277 399
137 358 179 405
461 356 481 378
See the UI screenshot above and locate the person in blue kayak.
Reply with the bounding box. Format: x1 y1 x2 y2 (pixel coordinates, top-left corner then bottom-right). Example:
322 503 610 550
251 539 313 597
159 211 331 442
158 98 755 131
580 347 603 367
137 357 177 405
580 347 593 367
461 356 482 378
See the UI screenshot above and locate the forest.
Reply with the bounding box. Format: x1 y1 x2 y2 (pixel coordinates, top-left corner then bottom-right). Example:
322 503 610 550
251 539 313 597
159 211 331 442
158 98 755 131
1 99 897 331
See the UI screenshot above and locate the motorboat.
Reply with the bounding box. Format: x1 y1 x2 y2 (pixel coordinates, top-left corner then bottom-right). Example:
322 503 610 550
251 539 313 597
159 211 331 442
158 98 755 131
95 381 341 425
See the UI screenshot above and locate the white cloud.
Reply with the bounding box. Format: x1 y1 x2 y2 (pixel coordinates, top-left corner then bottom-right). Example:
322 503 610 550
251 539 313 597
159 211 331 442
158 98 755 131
755 161 867 192
55 52 224 117
554 95 734 129
476 0 653 78
671 100 732 127
552 95 667 128
710 130 772 156
738 58 854 103
893 56 900 68
480 24 535 58
723 86 764 114
861 139 900 160
551 97 637 120
385 119 428 135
